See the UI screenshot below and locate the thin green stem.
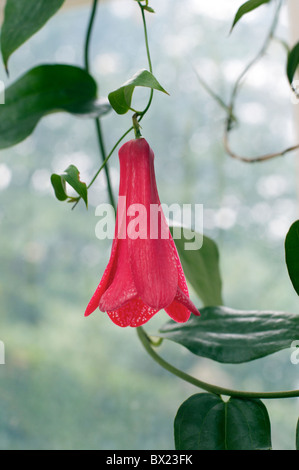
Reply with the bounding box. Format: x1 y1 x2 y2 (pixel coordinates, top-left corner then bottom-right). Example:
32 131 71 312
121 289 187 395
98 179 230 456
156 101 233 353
84 0 98 73
74 0 155 208
132 114 142 139
87 126 133 189
139 3 153 73
84 0 116 211
227 0 282 130
94 119 116 211
222 0 299 162
193 66 233 117
137 326 299 400
136 3 154 121
72 126 133 210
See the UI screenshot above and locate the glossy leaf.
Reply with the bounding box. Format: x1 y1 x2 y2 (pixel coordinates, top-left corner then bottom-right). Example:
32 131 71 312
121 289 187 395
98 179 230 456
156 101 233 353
108 69 169 114
0 64 111 150
51 165 88 208
285 220 299 296
174 394 225 450
174 393 272 450
226 398 271 450
1 0 65 71
230 0 271 32
170 226 223 307
159 306 299 363
287 42 299 85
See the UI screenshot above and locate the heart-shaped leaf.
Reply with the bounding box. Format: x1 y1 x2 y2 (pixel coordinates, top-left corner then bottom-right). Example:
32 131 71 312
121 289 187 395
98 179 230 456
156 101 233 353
0 64 111 150
159 306 299 363
1 0 65 71
174 393 272 450
108 69 169 115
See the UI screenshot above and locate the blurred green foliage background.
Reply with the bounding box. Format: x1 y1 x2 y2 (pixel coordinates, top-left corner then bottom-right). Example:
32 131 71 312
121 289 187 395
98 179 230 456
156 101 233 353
0 0 298 450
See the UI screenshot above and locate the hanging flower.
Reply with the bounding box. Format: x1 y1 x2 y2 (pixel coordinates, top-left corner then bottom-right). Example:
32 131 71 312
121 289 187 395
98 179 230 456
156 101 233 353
85 138 200 327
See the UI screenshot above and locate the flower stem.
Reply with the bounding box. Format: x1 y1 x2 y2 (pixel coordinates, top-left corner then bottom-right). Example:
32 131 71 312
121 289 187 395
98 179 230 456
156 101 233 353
84 0 98 73
139 3 153 74
94 119 116 211
222 0 299 163
87 127 133 190
135 2 154 121
84 0 116 211
137 326 299 400
72 126 133 210
72 0 155 209
133 113 142 139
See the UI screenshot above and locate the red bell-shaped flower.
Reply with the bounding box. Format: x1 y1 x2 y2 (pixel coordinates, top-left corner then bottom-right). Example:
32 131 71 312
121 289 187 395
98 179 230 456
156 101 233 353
85 138 199 327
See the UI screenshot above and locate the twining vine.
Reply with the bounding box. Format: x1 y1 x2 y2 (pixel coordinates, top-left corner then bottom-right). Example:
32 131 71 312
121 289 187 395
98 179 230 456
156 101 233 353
198 0 299 163
1 0 299 450
82 0 299 403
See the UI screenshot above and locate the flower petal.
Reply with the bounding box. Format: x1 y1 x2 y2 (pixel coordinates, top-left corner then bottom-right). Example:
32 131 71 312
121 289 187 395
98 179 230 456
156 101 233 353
164 286 199 323
107 298 158 327
164 299 191 323
119 139 178 309
84 238 119 317
169 233 189 295
129 235 178 309
175 286 200 317
99 238 137 311
85 151 133 316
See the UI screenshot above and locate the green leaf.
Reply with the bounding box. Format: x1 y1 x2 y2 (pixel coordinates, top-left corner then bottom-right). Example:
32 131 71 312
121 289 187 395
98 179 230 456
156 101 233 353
159 306 299 363
230 0 271 32
133 1 155 13
108 69 169 115
296 418 299 450
51 165 88 208
226 398 271 450
1 0 65 71
0 64 111 150
174 394 225 450
287 42 299 85
174 393 272 450
143 6 155 13
63 165 88 208
170 226 223 307
50 174 68 202
285 220 299 296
